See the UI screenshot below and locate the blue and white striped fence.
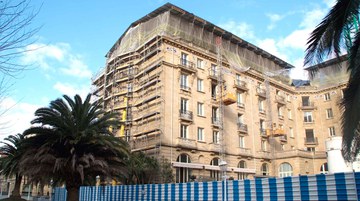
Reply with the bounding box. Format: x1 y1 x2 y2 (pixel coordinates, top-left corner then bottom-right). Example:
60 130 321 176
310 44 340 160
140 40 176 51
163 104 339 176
54 172 360 201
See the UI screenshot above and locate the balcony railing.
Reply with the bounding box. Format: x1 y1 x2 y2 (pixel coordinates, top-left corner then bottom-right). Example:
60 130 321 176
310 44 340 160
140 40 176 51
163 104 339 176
298 102 317 110
212 117 221 127
237 123 248 133
259 108 266 114
280 135 287 142
234 80 248 91
237 102 245 108
278 114 284 119
304 137 318 145
179 59 196 73
275 95 286 105
208 69 220 79
176 137 197 149
256 87 267 98
180 84 191 91
237 147 252 156
179 110 193 121
260 129 267 137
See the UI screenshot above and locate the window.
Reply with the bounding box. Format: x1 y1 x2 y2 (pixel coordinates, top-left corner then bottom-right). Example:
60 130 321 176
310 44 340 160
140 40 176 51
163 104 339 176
237 114 244 123
213 131 220 144
260 119 266 135
302 96 310 106
197 127 204 141
281 144 285 151
289 127 294 138
210 64 217 76
307 147 315 152
286 94 291 102
180 98 188 112
261 163 269 176
197 58 203 69
288 109 292 119
197 102 204 116
279 163 293 178
261 139 267 151
305 129 315 143
236 74 241 82
303 111 313 122
341 89 345 98
326 108 334 119
278 106 283 118
125 130 130 142
237 92 244 107
181 52 188 65
237 161 248 180
258 99 265 113
180 74 189 90
320 163 328 174
212 107 219 123
324 93 331 101
180 124 188 138
210 158 220 180
211 83 217 99
197 79 204 92
176 154 191 183
239 136 245 148
127 83 133 92
329 126 336 136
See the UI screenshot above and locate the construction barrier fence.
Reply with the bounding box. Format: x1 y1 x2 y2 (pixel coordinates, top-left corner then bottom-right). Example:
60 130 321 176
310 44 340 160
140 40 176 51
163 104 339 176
53 172 360 201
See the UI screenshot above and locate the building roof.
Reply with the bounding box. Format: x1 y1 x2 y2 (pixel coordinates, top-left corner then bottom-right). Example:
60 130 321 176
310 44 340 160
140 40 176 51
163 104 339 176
106 3 294 69
305 54 348 71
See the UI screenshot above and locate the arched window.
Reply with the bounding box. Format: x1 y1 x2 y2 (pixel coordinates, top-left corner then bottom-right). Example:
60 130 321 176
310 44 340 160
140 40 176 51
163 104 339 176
237 160 248 180
176 154 191 183
320 163 328 174
261 163 269 176
279 163 293 178
210 158 220 181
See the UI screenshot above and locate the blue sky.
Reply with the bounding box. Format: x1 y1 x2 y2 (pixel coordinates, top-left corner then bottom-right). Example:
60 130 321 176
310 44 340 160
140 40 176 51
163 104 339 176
0 0 335 139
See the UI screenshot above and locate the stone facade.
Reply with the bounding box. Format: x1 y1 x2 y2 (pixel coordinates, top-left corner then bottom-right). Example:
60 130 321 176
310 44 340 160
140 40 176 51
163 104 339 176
92 3 348 182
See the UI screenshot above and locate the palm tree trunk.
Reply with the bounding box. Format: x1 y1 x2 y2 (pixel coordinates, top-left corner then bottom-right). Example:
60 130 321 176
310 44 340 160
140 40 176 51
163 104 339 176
66 185 79 201
11 174 22 198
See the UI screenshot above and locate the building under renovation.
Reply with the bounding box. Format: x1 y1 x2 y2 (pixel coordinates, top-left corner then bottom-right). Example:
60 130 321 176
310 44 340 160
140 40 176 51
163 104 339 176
92 3 349 182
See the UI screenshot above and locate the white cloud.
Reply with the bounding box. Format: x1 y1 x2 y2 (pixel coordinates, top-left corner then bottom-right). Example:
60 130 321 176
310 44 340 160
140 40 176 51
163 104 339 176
256 38 288 61
53 82 90 98
22 43 92 79
218 20 255 40
323 0 336 8
21 43 68 70
0 97 41 140
266 13 284 30
290 58 309 79
60 56 92 78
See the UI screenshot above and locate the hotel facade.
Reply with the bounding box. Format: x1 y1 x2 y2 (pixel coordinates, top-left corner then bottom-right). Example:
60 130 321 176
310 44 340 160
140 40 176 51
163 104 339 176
92 3 348 182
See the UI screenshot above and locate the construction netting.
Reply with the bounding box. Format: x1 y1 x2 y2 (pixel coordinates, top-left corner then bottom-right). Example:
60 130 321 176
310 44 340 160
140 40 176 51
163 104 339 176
108 11 290 78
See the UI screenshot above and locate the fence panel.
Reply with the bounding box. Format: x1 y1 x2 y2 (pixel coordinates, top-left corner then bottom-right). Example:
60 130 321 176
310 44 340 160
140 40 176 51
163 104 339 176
53 172 360 201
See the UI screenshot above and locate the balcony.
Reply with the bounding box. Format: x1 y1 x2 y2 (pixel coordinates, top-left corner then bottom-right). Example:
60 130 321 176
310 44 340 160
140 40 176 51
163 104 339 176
176 137 197 150
178 59 197 73
212 117 221 127
256 87 267 98
259 108 266 115
273 128 286 136
179 110 193 121
237 102 245 109
274 150 326 159
237 123 248 133
209 143 221 153
280 135 287 142
237 147 252 156
275 95 286 105
208 69 220 80
180 84 191 92
278 114 284 120
260 129 269 137
257 151 271 160
234 80 248 91
298 102 317 110
304 137 318 145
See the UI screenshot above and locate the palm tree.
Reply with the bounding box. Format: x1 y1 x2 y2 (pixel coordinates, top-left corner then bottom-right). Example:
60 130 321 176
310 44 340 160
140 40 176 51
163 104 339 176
0 133 26 200
125 152 159 184
305 0 360 161
22 94 129 201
